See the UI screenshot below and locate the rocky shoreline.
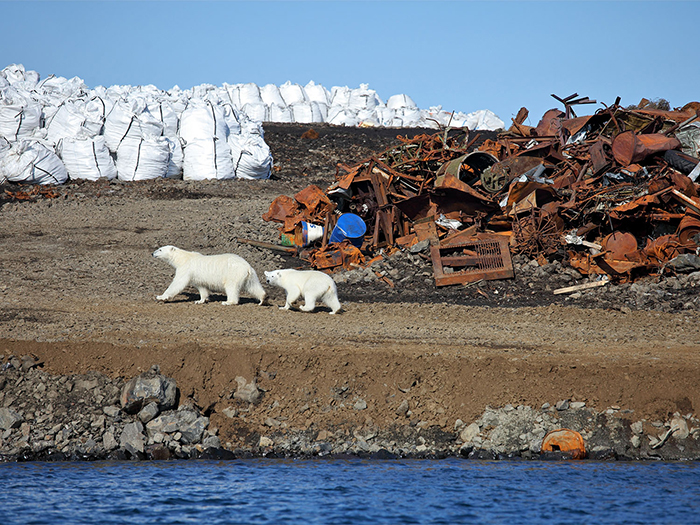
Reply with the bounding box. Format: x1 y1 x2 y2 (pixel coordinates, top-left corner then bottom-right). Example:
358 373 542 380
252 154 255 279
2 355 698 462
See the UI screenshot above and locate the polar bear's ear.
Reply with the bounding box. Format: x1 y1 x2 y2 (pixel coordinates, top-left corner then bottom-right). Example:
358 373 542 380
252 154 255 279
264 271 271 276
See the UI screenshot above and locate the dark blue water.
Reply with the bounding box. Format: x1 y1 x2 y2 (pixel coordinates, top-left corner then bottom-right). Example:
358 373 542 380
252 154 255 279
0 459 699 524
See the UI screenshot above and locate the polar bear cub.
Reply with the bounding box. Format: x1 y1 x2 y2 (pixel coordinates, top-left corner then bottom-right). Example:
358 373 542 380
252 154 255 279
153 245 266 305
264 269 341 314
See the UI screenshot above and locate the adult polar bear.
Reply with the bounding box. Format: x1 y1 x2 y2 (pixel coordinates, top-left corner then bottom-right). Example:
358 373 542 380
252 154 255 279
264 269 341 314
153 245 266 305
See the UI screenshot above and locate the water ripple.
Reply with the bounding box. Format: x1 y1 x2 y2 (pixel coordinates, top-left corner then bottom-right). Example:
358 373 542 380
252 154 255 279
0 459 698 524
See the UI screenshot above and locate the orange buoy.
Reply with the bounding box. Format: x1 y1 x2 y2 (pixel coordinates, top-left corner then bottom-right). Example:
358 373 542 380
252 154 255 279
541 428 586 459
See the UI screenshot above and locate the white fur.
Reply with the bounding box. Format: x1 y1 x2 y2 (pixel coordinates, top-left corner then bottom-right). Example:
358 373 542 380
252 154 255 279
153 245 266 305
264 269 341 314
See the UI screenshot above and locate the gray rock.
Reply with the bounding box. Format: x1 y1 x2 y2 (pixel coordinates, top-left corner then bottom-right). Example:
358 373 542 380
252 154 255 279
138 402 159 424
630 421 643 435
75 378 99 390
103 406 121 417
570 401 586 409
179 415 208 444
409 239 430 254
202 435 221 449
103 431 118 451
120 421 145 454
233 376 260 404
460 422 480 443
146 413 181 434
120 368 177 414
396 399 409 416
555 399 570 411
0 407 22 430
354 399 367 411
670 416 690 440
222 407 238 418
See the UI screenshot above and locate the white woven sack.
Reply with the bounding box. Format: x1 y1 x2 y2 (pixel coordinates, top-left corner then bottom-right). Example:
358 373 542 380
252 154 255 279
228 133 272 180
222 104 242 135
0 136 9 183
291 102 324 124
348 84 382 112
2 64 39 88
238 83 263 106
104 98 164 153
59 135 117 181
179 100 229 144
279 81 307 106
260 84 286 107
0 95 42 140
386 94 417 110
116 136 170 181
461 109 505 131
304 81 330 105
327 107 358 127
165 136 184 179
397 107 423 127
0 140 68 185
329 86 352 107
269 104 293 123
182 137 235 180
241 102 268 123
46 99 105 146
147 100 179 138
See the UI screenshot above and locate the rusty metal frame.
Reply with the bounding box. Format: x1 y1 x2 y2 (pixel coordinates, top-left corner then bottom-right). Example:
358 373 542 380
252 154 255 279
430 237 514 286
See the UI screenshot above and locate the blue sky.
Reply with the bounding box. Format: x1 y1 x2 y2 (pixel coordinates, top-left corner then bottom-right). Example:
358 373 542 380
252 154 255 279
2 0 698 126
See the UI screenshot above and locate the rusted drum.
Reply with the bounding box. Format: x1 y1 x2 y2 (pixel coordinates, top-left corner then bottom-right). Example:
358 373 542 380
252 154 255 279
602 231 638 261
541 428 586 459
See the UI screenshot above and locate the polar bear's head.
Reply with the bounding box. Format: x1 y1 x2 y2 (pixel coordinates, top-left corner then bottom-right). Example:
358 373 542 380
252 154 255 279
153 245 178 261
264 270 282 285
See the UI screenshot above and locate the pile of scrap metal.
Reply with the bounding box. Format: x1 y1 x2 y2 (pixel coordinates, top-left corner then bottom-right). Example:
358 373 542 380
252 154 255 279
258 94 700 286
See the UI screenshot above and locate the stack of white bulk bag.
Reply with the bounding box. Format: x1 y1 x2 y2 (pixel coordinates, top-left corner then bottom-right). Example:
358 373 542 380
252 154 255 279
103 98 164 153
116 135 171 181
0 90 42 141
0 140 68 185
58 132 117 181
179 99 234 180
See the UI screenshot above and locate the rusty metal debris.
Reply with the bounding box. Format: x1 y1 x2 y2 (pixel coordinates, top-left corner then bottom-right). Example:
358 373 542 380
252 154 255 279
4 186 60 202
263 94 700 285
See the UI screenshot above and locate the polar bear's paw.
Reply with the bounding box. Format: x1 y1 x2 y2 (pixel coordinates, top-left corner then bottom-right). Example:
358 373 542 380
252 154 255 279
156 295 168 302
195 298 207 304
222 300 239 305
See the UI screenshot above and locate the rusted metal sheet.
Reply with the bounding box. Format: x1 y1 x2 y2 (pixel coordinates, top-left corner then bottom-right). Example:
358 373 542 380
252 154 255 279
430 237 514 286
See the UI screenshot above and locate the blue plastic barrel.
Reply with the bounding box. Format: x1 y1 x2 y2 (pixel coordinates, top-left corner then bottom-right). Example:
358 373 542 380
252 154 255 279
329 213 367 248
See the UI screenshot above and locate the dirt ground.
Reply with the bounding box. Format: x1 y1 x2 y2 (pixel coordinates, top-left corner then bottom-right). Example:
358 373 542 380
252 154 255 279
1 123 699 446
